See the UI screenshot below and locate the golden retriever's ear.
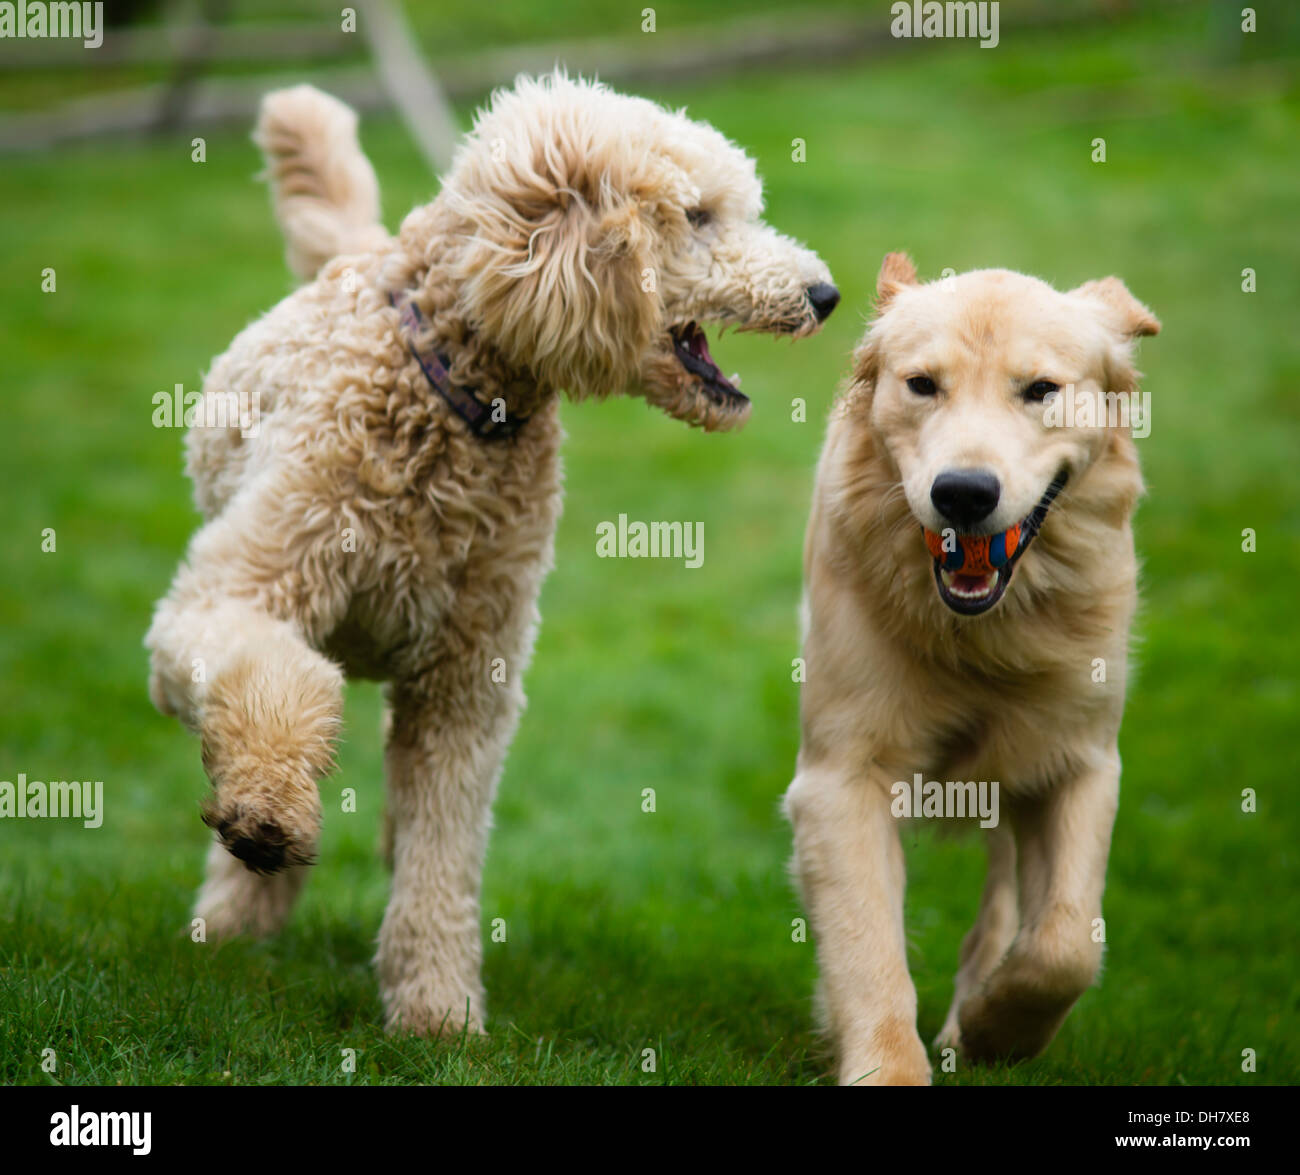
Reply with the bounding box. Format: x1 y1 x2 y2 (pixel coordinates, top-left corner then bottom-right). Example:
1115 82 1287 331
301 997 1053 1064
1072 276 1161 338
840 260 909 413
838 336 880 416
874 252 919 311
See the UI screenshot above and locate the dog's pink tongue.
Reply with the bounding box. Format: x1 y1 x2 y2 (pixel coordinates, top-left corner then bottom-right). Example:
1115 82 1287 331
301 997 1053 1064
691 330 713 364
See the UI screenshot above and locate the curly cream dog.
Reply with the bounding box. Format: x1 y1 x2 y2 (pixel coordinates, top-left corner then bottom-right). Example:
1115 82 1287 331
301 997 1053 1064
786 253 1158 1084
146 74 837 1035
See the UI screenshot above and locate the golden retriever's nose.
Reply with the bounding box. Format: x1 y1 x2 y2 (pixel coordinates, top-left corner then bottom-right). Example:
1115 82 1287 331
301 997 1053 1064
806 283 841 321
931 470 1001 529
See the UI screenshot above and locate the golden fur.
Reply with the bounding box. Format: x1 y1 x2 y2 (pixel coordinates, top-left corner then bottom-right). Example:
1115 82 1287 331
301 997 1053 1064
785 253 1159 1084
145 74 834 1036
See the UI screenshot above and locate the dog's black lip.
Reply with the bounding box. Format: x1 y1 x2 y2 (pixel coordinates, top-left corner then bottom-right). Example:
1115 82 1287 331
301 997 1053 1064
670 322 750 407
929 471 1069 617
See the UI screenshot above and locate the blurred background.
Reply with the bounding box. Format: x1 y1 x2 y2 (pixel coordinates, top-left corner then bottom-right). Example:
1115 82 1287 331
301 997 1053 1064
1 0 1297 1085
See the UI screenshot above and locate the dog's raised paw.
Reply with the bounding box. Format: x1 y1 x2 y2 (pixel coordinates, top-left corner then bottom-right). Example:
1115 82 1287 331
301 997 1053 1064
957 979 1078 1064
202 799 318 874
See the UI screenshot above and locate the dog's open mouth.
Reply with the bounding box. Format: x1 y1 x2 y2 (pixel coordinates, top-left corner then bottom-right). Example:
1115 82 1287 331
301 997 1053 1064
670 322 749 411
922 474 1068 616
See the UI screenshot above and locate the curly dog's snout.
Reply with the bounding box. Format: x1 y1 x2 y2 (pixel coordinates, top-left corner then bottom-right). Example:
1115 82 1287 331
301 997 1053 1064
806 282 841 321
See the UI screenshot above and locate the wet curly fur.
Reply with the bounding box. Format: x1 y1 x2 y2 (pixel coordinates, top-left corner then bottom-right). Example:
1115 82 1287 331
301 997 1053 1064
146 73 835 1035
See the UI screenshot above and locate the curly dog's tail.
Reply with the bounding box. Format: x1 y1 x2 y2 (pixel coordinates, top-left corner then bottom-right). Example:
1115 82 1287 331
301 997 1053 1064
254 85 389 281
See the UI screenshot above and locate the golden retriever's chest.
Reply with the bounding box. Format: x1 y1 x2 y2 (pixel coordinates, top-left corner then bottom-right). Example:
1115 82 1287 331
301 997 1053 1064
929 665 1126 796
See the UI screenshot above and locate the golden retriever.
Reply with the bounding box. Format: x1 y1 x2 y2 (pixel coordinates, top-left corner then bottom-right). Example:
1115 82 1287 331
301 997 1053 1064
785 253 1159 1085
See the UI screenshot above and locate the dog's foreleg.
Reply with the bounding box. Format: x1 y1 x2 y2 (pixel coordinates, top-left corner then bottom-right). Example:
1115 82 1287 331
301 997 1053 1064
376 645 527 1038
147 500 350 890
957 750 1119 1062
149 587 342 876
785 763 932 1086
935 822 1018 1051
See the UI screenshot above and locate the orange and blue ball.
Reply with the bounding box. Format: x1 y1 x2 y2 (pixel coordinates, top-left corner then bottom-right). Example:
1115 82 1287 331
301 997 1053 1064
924 523 1021 575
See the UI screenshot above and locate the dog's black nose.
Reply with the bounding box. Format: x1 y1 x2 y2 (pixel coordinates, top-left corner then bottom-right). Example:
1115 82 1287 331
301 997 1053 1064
931 470 1001 528
806 283 840 321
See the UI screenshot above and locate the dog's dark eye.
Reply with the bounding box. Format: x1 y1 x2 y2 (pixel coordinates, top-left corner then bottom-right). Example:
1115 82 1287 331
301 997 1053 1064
906 375 937 396
1024 380 1059 402
686 208 712 228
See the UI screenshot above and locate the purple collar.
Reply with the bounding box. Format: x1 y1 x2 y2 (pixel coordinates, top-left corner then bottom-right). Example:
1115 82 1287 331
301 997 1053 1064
388 291 530 440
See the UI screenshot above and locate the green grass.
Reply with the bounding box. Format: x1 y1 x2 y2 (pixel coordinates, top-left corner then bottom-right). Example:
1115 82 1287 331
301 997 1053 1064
1 2 1298 1085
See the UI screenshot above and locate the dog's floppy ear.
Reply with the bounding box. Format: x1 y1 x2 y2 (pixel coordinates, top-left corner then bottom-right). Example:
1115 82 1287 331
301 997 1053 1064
837 330 887 419
841 253 916 413
524 191 656 396
450 185 656 398
874 252 919 311
1072 276 1161 338
445 109 658 398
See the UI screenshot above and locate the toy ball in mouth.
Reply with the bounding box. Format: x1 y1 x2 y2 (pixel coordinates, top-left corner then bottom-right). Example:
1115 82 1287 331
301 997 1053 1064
922 524 1021 615
923 524 1022 576
920 474 1067 617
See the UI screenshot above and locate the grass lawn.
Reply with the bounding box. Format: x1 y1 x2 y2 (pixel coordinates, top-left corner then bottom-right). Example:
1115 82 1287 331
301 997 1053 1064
1 3 1297 1085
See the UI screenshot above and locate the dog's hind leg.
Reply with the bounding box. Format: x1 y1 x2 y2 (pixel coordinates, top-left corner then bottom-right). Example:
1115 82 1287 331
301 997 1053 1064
957 752 1120 1062
194 836 311 939
934 822 1018 1052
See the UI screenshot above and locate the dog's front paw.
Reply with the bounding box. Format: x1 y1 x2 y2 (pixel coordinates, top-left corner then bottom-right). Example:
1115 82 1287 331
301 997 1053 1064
957 949 1095 1063
839 1020 932 1086
200 775 321 874
376 918 487 1038
383 985 487 1039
